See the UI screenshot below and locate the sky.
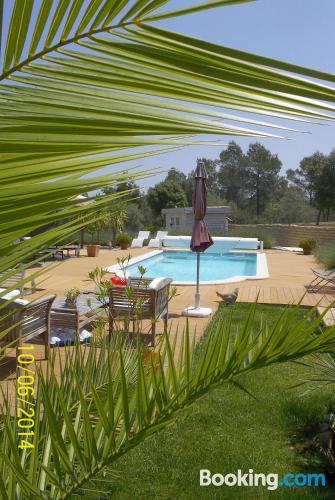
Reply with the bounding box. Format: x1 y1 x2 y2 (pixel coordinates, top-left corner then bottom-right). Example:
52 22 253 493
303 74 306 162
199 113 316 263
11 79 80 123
115 0 335 190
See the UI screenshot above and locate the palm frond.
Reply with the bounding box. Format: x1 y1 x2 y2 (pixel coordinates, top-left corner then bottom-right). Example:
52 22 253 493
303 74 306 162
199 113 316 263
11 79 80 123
1 0 335 276
1 304 335 497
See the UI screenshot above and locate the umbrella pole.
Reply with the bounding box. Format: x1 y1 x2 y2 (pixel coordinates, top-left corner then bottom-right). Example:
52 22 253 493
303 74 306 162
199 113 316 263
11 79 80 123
195 252 200 308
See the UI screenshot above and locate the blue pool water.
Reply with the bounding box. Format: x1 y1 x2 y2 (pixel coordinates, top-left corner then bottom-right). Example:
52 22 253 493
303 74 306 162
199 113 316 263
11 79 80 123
126 250 257 283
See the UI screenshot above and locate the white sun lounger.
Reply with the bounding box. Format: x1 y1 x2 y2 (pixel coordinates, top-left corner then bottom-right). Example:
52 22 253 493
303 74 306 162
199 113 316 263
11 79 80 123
131 231 150 248
148 231 168 248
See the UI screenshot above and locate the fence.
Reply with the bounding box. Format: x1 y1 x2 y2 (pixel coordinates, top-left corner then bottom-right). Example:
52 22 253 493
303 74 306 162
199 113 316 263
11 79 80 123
229 224 335 247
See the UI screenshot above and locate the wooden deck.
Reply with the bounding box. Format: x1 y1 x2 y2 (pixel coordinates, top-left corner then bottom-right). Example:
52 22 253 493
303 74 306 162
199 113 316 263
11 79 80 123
24 246 335 343
1 247 334 403
21 247 335 331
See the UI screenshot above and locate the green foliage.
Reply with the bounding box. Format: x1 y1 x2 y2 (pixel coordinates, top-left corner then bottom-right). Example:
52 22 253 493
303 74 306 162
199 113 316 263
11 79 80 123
1 1 335 273
145 223 159 234
218 141 248 206
147 180 188 216
287 151 327 204
314 245 335 270
102 175 141 201
299 238 317 254
228 228 274 248
116 232 132 247
2 1 335 496
2 302 335 497
288 149 335 224
112 304 333 500
65 286 80 303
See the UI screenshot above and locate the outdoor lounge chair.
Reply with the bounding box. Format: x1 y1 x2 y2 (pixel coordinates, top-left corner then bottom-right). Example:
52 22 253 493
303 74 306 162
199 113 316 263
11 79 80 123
0 269 36 295
109 276 172 346
148 231 168 248
131 231 150 248
307 268 335 293
0 294 56 366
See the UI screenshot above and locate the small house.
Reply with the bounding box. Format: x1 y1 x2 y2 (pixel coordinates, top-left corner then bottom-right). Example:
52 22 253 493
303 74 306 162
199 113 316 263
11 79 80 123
162 206 231 232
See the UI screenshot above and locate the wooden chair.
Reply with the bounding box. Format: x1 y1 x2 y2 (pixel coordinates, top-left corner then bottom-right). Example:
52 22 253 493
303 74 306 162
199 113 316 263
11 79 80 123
0 294 56 365
109 277 172 346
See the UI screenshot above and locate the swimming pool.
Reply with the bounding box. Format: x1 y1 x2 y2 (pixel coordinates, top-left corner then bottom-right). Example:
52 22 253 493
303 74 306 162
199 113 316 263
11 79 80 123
107 249 268 285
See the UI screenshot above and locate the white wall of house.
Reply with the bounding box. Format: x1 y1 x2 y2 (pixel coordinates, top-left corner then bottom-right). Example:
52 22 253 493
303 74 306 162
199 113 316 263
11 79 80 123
162 206 231 232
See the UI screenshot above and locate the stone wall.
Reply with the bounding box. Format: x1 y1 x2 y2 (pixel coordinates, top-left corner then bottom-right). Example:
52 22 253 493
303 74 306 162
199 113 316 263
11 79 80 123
229 224 335 247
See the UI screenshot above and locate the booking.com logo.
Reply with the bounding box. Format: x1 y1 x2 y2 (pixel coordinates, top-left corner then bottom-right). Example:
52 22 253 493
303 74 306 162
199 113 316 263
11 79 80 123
200 469 326 491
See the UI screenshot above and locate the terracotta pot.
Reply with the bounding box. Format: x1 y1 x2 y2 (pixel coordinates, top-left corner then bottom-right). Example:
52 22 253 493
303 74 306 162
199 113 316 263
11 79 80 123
303 248 312 255
86 244 100 257
120 243 129 250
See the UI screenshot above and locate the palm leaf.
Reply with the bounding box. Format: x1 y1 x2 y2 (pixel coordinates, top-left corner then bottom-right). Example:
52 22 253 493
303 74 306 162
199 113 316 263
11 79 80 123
1 0 335 278
1 305 335 497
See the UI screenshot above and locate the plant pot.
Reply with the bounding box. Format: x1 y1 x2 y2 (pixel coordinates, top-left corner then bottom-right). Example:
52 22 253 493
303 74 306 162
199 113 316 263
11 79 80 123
86 244 100 257
65 299 77 309
303 248 312 255
120 244 129 250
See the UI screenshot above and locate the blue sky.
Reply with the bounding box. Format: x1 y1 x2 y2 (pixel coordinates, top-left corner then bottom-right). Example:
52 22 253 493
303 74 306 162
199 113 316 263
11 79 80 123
124 0 335 189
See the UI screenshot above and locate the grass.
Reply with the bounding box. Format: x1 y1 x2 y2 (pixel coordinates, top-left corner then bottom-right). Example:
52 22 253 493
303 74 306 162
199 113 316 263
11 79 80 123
95 304 334 499
314 244 335 270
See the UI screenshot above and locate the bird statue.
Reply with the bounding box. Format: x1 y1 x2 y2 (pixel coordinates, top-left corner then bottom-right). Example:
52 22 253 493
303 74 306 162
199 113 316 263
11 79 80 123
216 288 239 305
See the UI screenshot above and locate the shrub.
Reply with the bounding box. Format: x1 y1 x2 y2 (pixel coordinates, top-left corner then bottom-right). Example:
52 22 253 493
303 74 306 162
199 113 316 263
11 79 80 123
116 232 132 248
145 223 159 234
228 228 274 249
299 238 317 255
256 233 274 250
314 245 335 270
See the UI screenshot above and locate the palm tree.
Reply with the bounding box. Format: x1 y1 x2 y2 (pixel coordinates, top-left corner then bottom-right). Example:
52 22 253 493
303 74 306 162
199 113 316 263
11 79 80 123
1 0 335 275
1 1 335 497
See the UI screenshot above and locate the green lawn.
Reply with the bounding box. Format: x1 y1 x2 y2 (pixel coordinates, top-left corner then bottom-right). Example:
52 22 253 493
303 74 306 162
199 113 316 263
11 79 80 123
96 304 335 499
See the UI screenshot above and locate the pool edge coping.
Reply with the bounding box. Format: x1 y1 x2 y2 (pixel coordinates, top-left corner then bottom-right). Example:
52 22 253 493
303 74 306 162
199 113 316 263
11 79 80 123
104 249 269 286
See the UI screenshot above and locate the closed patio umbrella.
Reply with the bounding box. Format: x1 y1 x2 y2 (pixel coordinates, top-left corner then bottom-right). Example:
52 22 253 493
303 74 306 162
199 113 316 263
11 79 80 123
183 161 213 317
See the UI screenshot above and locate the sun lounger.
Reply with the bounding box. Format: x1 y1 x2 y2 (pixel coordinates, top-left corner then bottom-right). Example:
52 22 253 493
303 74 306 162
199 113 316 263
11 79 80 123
131 231 150 248
307 268 335 293
148 231 168 248
0 269 36 295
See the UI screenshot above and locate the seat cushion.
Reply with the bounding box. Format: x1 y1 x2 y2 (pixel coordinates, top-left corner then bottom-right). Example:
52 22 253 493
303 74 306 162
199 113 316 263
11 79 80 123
149 277 172 290
50 327 92 346
0 288 26 302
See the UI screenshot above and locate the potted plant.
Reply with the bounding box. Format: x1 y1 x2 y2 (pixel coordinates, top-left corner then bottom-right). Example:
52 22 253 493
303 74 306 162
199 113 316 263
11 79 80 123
65 287 80 308
85 212 110 257
86 242 100 257
116 232 132 250
299 238 317 255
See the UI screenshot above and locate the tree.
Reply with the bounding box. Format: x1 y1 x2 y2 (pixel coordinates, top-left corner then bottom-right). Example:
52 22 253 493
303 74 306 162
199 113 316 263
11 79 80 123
245 143 283 216
109 205 128 245
314 151 335 224
286 152 327 204
165 168 187 185
102 173 141 202
262 186 317 224
218 141 247 206
147 180 188 216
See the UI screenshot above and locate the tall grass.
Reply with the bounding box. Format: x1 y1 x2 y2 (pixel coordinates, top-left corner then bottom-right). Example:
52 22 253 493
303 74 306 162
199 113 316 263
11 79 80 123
314 245 335 270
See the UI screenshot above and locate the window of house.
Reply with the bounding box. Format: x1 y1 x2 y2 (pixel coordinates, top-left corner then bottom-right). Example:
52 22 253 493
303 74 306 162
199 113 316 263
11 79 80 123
175 217 180 226
170 217 174 226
